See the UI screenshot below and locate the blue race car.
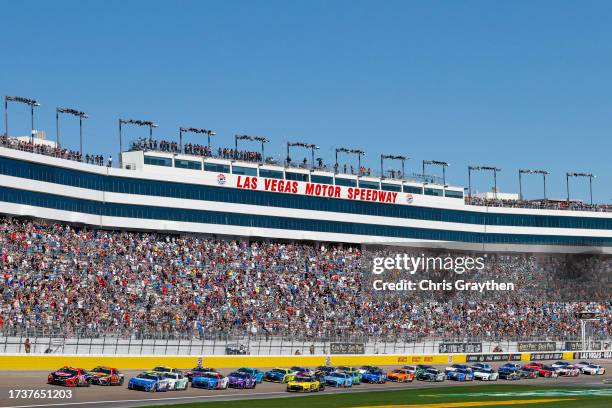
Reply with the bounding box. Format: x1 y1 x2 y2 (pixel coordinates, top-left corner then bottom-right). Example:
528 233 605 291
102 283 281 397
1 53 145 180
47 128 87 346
237 367 264 383
446 368 474 381
361 368 387 384
191 372 229 389
127 371 170 392
323 372 353 387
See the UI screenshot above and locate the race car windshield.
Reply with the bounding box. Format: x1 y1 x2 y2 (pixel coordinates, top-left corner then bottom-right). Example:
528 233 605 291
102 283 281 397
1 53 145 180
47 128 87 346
426 369 438 374
392 369 403 373
139 374 158 380
93 367 112 374
57 369 78 376
294 377 313 382
230 372 247 378
238 368 252 373
153 367 171 372
271 369 286 374
200 373 218 379
330 373 346 378
337 366 350 371
162 373 177 379
368 369 382 374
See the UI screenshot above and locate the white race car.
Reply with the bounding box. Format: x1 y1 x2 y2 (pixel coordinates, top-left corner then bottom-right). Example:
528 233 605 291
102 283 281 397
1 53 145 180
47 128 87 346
554 365 580 377
551 361 570 369
573 361 593 369
162 372 189 390
402 365 417 374
472 368 499 381
582 364 606 375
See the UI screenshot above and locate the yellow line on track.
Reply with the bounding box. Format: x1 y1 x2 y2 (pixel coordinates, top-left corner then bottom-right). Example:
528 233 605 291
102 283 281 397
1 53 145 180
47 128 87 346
355 398 575 407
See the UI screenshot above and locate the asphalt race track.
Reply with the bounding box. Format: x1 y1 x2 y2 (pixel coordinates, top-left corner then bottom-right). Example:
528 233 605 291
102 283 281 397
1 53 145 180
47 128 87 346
0 361 610 408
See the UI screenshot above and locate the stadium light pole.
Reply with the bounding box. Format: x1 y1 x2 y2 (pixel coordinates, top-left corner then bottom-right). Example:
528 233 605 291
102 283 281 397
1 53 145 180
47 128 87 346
5 96 40 141
287 141 319 167
566 172 595 205
56 108 88 155
235 134 269 163
179 127 215 153
423 160 449 186
518 169 549 201
468 166 501 199
119 119 158 164
381 154 408 179
335 147 365 174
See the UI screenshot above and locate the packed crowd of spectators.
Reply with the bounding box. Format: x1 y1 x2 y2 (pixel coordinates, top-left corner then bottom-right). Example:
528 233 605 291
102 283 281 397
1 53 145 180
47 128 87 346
0 216 610 341
0 136 110 166
466 196 612 213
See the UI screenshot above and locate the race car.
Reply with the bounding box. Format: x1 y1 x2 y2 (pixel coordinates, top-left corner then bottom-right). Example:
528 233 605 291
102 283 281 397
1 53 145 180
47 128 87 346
446 368 474 381
227 372 257 389
88 366 124 386
152 366 181 375
127 371 170 392
524 363 557 378
498 367 521 380
470 363 493 372
358 365 377 374
186 366 217 382
517 367 538 379
582 364 606 375
500 363 522 371
445 364 472 374
47 366 91 387
472 368 498 381
290 366 312 376
191 372 229 389
554 364 580 377
315 366 336 376
323 371 353 387
552 361 570 369
286 375 325 392
414 364 434 377
337 366 361 384
386 368 414 383
573 361 593 370
237 367 265 383
361 368 387 384
402 365 417 374
161 372 189 390
416 368 445 382
263 368 297 383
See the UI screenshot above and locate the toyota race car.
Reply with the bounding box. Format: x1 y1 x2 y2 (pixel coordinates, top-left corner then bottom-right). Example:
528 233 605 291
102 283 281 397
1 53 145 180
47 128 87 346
47 367 91 387
386 369 414 383
524 363 557 378
191 372 229 389
161 372 189 390
237 367 265 383
286 375 325 392
227 372 257 389
416 368 445 382
127 371 170 392
323 371 353 387
361 368 387 384
582 364 606 375
447 368 474 381
88 366 124 386
472 368 498 381
263 368 297 383
186 366 217 382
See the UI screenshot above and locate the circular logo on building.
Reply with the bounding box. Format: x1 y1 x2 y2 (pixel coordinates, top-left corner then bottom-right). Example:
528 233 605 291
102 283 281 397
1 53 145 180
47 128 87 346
405 194 414 204
216 173 226 185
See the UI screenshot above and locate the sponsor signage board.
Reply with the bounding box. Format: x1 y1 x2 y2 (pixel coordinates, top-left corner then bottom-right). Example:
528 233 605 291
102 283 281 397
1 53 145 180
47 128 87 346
439 342 483 354
517 342 556 352
330 343 365 355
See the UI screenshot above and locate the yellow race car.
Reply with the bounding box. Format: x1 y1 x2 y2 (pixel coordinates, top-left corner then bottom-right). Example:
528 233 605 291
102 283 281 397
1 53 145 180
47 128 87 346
286 375 325 392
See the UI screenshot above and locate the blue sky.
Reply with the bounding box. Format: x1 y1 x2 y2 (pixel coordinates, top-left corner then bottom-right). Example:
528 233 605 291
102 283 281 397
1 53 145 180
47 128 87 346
1 1 610 203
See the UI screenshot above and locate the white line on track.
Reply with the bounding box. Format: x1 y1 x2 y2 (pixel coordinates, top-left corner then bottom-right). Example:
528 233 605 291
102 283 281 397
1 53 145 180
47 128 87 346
1 385 415 408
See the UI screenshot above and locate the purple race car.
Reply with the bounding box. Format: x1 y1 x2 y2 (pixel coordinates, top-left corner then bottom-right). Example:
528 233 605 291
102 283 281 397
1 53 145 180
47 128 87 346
227 372 257 389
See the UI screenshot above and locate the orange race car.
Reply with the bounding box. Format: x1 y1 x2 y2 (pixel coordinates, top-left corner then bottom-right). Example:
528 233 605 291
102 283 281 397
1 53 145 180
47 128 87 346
386 368 414 382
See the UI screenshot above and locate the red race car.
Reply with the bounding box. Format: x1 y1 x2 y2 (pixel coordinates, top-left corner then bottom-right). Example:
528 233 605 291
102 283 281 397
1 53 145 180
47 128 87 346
524 362 557 378
88 366 125 386
47 366 91 387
